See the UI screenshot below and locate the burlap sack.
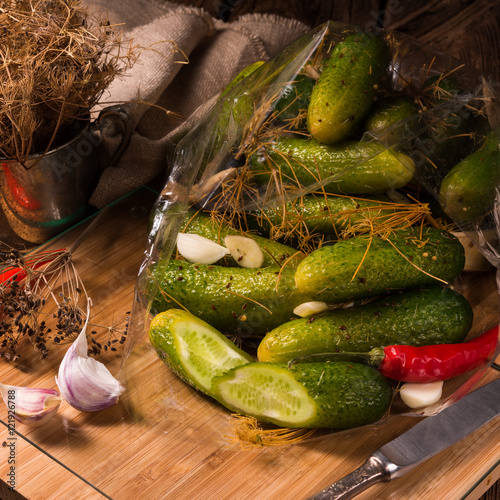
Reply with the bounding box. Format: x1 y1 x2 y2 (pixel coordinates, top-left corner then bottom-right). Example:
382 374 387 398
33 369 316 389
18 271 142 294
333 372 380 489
86 1 310 208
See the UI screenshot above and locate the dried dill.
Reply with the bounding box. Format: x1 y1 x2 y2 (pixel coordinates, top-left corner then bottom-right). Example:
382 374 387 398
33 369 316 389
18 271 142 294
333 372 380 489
0 242 128 361
0 0 135 162
225 414 316 449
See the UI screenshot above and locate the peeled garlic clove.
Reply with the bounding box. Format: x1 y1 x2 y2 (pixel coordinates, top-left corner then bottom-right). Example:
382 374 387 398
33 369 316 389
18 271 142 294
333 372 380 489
224 235 264 268
56 327 125 413
177 233 230 264
0 383 62 426
293 301 329 317
451 231 493 272
400 380 444 409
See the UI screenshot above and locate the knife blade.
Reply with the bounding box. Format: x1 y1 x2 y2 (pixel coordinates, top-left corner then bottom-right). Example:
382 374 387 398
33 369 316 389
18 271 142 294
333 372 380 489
306 376 500 500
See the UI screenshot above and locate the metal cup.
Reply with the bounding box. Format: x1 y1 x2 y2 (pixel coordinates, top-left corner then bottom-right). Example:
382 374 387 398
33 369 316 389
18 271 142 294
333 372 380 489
0 106 132 244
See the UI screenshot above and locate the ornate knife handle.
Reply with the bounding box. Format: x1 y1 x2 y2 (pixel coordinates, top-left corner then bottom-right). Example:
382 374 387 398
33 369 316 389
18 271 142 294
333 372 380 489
306 453 392 500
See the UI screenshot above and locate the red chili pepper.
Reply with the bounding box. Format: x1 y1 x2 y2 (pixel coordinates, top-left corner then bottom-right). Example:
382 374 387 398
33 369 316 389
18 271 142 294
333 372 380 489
376 326 499 383
2 163 42 210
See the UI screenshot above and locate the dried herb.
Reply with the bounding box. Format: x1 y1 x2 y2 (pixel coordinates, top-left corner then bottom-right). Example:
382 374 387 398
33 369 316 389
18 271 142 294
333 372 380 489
225 414 316 449
0 241 128 362
0 0 135 161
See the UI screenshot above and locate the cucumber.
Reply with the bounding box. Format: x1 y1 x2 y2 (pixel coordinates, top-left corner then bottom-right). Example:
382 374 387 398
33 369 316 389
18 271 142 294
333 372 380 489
422 75 462 104
438 132 500 222
247 193 396 240
294 227 465 303
208 61 267 166
221 60 265 97
181 208 304 268
257 286 473 363
248 135 415 195
415 75 481 173
211 361 392 429
307 33 390 144
149 309 253 397
363 95 419 144
150 260 311 336
273 73 315 129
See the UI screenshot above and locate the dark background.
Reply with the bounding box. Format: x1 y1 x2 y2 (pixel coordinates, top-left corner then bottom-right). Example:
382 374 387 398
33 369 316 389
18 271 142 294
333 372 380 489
169 0 500 82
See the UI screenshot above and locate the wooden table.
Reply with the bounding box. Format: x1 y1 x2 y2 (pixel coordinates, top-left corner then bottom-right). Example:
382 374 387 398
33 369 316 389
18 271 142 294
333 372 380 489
0 187 499 500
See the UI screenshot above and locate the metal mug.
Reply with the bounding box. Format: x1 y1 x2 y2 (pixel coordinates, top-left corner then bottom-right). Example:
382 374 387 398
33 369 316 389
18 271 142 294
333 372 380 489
0 106 132 244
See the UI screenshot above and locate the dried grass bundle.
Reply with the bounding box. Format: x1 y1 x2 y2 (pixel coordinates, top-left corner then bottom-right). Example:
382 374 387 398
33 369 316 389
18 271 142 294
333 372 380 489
0 0 134 162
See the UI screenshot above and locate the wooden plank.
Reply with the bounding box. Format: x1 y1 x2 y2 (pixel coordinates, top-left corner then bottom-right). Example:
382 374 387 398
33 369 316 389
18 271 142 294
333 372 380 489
0 427 106 500
384 0 500 81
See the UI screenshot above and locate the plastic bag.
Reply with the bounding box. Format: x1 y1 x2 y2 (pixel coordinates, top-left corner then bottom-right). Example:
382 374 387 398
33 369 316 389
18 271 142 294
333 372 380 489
129 21 500 433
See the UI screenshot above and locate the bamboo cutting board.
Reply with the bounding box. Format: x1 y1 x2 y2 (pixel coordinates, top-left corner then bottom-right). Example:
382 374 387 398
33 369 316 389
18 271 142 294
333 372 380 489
0 187 499 500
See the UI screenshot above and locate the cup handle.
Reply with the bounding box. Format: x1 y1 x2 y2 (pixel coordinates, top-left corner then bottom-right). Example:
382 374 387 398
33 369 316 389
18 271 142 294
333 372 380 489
96 105 133 167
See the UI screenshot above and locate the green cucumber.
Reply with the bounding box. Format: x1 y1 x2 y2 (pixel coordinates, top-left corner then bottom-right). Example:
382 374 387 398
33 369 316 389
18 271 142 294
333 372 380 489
258 286 473 363
247 193 397 239
248 135 415 195
221 60 265 97
438 132 500 222
363 95 419 144
149 309 253 397
150 260 310 336
307 33 390 144
274 73 315 129
294 227 465 303
208 61 268 165
416 75 482 173
181 208 303 267
211 361 392 429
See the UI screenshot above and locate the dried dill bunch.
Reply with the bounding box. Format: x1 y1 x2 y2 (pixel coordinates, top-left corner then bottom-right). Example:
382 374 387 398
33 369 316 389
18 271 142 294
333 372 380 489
0 0 134 162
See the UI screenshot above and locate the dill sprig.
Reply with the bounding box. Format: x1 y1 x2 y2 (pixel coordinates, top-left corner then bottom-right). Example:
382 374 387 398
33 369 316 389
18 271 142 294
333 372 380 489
0 243 128 362
225 413 316 449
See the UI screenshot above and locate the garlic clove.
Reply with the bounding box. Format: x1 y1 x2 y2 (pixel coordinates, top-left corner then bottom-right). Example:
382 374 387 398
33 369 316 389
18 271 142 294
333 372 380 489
177 233 230 264
56 325 125 413
399 380 444 409
293 301 329 317
0 383 62 426
224 235 264 268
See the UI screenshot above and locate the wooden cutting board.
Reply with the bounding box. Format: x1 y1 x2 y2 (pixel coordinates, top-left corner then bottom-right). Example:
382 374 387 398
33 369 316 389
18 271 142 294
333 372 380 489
0 187 499 500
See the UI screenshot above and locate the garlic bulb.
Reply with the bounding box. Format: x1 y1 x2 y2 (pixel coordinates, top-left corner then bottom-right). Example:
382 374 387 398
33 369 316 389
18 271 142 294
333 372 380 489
0 383 62 426
56 325 124 413
177 233 230 264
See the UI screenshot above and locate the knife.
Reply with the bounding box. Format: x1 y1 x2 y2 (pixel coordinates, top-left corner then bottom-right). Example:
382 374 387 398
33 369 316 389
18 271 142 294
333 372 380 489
307 375 500 500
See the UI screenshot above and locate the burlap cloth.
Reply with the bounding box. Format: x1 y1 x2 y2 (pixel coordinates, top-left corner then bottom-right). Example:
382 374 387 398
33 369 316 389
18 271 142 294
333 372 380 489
86 0 310 208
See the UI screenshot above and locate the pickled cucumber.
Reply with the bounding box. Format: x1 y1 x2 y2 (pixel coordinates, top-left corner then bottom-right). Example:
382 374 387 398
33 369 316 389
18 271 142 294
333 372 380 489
258 286 473 363
149 309 253 397
439 131 500 222
248 135 415 195
307 33 390 144
212 361 392 428
294 227 465 303
150 260 310 336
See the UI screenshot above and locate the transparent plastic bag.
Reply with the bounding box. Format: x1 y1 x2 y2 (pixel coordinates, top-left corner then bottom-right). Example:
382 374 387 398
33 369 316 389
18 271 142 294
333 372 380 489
127 21 500 435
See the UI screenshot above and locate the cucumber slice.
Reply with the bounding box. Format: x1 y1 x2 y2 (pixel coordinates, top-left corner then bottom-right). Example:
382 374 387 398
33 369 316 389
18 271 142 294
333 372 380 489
212 361 392 429
212 363 317 427
149 309 253 397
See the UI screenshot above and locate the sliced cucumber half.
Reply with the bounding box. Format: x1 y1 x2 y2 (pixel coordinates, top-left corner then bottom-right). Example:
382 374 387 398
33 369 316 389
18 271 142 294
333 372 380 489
212 363 317 427
149 309 253 397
